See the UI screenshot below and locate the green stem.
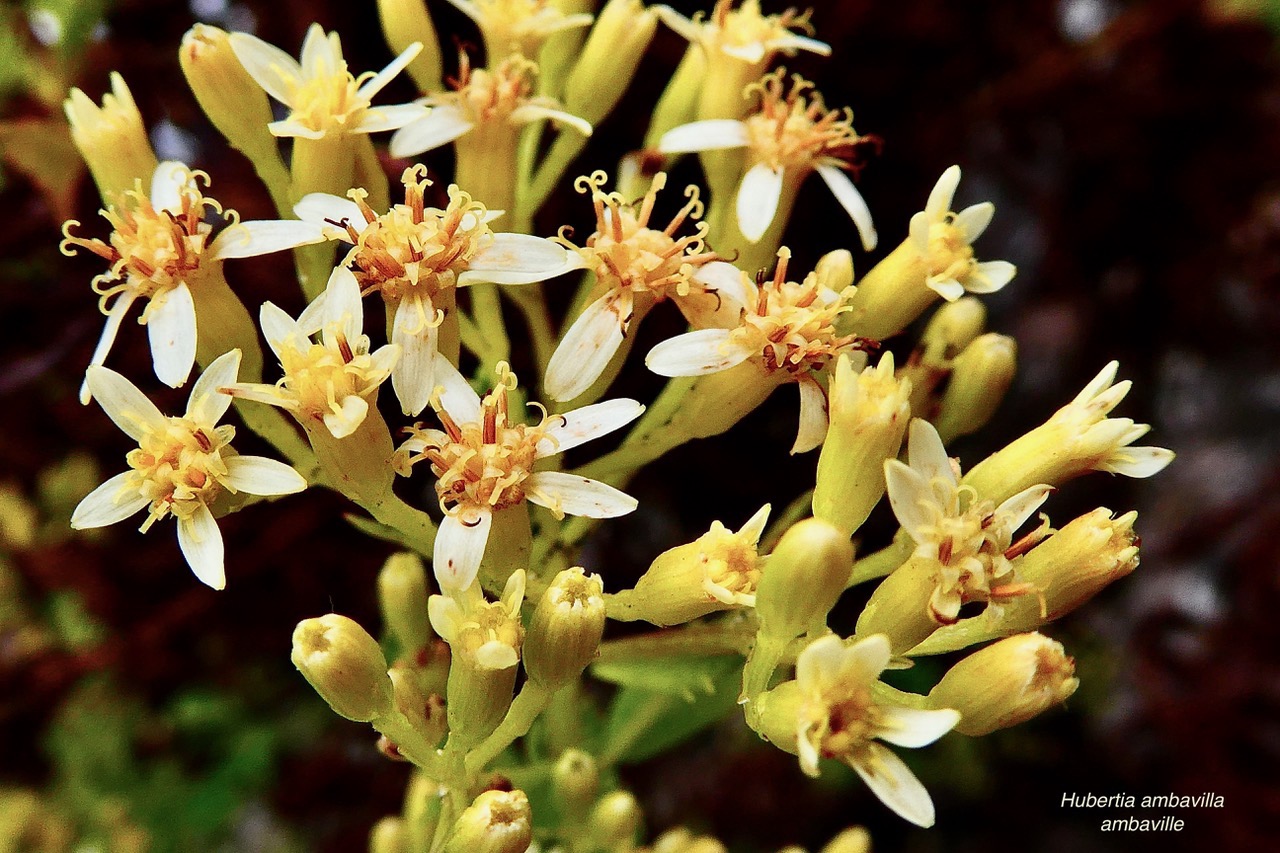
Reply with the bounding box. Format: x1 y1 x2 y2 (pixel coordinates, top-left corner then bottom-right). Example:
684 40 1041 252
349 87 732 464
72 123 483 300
463 680 554 775
594 624 754 663
847 535 912 589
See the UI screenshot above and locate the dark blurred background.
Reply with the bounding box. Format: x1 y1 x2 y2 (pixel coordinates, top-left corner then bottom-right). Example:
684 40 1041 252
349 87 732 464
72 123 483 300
1 0 1278 850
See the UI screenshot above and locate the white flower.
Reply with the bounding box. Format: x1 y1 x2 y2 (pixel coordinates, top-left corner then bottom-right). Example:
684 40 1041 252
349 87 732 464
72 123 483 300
61 161 329 402
659 70 876 250
70 351 308 589
656 0 829 66
397 359 642 592
390 54 590 160
428 569 527 670
222 266 399 439
786 634 959 827
229 23 427 139
446 0 594 60
885 419 1052 623
295 165 572 416
908 165 1017 301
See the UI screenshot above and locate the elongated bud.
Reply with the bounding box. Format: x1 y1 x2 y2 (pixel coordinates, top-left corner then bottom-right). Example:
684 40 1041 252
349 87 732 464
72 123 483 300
929 633 1078 736
564 0 657 125
815 249 855 292
379 552 434 655
855 556 941 655
641 46 707 151
822 828 873 853
552 749 600 816
292 614 393 722
841 239 932 340
64 72 157 200
443 789 532 853
756 519 855 641
370 816 408 853
524 567 606 687
651 828 728 853
814 353 911 535
377 0 443 92
388 667 448 748
934 333 1016 441
610 506 769 626
921 296 986 356
589 790 642 849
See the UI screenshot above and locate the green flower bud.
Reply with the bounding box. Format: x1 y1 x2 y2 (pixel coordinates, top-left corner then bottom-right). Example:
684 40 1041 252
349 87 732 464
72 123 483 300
377 0 442 92
822 828 873 853
928 633 1079 736
378 552 433 656
564 0 658 126
63 73 157 201
369 816 408 853
388 666 447 748
588 790 642 849
933 333 1017 442
291 614 393 722
552 748 600 817
443 789 532 853
524 568 606 687
756 518 854 642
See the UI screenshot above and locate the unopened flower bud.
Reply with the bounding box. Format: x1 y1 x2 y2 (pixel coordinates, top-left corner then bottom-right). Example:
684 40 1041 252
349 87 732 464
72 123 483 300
928 633 1079 736
815 248 855 292
370 816 408 853
756 518 855 641
651 828 728 853
379 552 434 656
933 333 1016 441
388 667 448 748
611 506 769 626
443 789 532 853
854 556 941 655
814 353 911 535
64 72 157 200
589 790 642 849
822 827 872 853
377 0 443 92
552 748 600 816
564 0 658 126
898 297 986 417
291 614 393 722
524 567 606 687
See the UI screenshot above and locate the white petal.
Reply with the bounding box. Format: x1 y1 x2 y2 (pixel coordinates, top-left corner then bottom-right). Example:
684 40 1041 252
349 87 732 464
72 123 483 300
876 706 960 748
721 41 766 63
926 276 965 302
70 472 148 529
86 365 168 441
966 260 1016 294
177 502 226 590
149 161 190 214
1074 361 1120 405
391 295 438 417
777 33 832 56
925 165 961 222
228 32 303 107
222 455 308 496
883 461 933 544
295 290 329 337
851 743 936 828
389 105 475 158
657 119 749 154
736 163 784 243
817 164 877 252
300 23 337 77
908 419 954 486
509 104 592 137
431 354 482 422
795 635 849 691
692 261 750 313
433 508 492 593
357 42 423 99
654 5 699 42
148 282 197 388
1099 446 1175 478
536 398 644 458
268 118 325 140
525 471 637 519
260 301 301 359
210 220 330 259
187 349 241 425
544 294 628 402
645 328 753 377
322 265 364 343
908 211 930 254
996 484 1054 532
353 102 433 134
459 234 570 286
294 193 366 230
80 291 138 404
954 202 994 242
323 395 369 438
791 374 829 454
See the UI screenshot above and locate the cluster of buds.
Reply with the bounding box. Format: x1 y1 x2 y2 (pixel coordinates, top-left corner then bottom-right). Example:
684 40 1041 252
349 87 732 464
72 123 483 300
57 0 1175 848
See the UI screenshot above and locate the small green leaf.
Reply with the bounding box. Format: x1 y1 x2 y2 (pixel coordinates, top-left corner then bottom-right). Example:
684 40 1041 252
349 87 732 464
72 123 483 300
592 654 740 701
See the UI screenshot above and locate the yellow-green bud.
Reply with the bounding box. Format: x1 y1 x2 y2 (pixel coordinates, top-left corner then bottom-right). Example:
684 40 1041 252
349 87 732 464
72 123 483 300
369 816 408 853
814 353 912 535
611 506 769 626
443 789 532 853
291 615 393 722
388 667 447 748
756 518 855 641
842 238 932 341
63 72 157 201
920 296 986 358
588 790 642 849
552 748 600 816
564 0 657 126
928 633 1079 736
855 556 941 655
822 828 872 853
751 679 804 752
378 552 433 655
934 333 1017 442
651 828 728 853
815 248 855 292
641 46 707 151
377 0 443 93
524 567 606 687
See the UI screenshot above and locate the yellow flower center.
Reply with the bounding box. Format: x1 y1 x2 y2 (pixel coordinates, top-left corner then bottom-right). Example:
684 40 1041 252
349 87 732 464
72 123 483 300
450 53 537 127
336 167 493 309
708 0 812 55
125 418 234 529
286 41 375 134
561 171 720 303
277 335 386 424
453 600 525 661
731 249 866 376
925 217 977 282
698 521 762 597
471 0 576 57
743 70 863 173
60 170 231 321
805 684 883 764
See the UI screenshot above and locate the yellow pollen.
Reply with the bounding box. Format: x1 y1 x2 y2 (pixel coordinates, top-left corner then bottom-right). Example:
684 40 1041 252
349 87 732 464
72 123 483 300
285 36 376 134
808 685 882 763
743 69 861 173
700 521 761 596
448 52 538 126
276 338 386 424
707 0 814 54
926 217 978 281
124 417 234 529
